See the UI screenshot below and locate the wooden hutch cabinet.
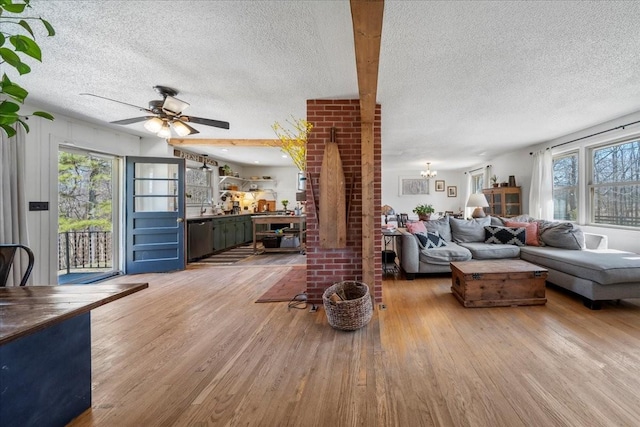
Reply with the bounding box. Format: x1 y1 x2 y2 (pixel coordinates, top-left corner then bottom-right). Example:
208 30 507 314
482 186 521 218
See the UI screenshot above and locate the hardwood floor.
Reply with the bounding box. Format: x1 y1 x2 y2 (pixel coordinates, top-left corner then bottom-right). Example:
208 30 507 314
69 262 640 426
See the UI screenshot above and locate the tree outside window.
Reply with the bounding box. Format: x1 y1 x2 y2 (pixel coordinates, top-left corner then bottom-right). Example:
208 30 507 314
591 140 640 227
553 152 578 221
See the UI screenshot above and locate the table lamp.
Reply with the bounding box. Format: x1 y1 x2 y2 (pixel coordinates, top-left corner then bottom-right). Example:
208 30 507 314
381 205 395 224
466 193 489 218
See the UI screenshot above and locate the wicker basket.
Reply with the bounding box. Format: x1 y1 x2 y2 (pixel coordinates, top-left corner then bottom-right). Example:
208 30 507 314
322 281 373 331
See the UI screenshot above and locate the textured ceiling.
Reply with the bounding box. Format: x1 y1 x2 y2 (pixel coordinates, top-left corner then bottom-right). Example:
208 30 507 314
15 1 640 170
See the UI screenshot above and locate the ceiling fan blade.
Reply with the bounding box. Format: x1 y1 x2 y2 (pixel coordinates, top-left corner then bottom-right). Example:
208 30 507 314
80 93 152 113
183 115 230 130
111 116 153 125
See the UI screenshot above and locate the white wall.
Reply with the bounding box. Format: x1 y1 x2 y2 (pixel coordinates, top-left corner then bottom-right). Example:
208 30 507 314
381 168 464 219
464 147 534 214
21 104 141 284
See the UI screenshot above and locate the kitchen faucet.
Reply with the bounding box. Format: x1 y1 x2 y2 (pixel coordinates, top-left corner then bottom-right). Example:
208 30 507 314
200 198 210 215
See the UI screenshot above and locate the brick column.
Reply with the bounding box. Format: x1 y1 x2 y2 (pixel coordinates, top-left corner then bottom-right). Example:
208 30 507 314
305 99 382 304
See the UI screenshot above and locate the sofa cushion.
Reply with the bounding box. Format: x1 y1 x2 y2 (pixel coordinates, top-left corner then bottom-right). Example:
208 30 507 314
505 214 534 223
415 231 447 249
492 214 533 226
539 222 585 250
520 246 640 285
484 225 526 246
458 242 521 259
423 216 452 242
450 216 491 243
505 221 540 246
406 221 427 234
419 242 472 265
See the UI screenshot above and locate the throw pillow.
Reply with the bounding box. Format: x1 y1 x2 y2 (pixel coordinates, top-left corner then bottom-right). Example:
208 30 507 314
505 220 540 246
491 216 506 226
450 216 491 243
502 214 533 223
484 226 526 246
415 231 447 249
423 216 452 241
406 221 427 235
534 219 558 246
539 222 585 250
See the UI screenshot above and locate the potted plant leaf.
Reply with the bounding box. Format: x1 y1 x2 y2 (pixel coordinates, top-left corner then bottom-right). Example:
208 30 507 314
413 203 435 221
491 175 499 188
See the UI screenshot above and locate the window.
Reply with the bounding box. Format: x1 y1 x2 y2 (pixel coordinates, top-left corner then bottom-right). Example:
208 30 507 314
185 167 212 206
471 173 484 194
553 152 579 221
590 140 640 227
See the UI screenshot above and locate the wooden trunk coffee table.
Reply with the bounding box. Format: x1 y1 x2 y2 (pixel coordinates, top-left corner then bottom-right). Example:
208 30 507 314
450 259 548 308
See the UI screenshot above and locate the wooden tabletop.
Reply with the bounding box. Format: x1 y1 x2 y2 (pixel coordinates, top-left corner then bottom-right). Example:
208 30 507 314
381 228 402 236
0 283 148 346
450 259 548 274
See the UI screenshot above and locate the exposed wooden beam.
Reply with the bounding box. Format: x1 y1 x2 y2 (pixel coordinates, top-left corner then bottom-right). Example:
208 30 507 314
168 139 281 147
351 0 384 125
351 0 384 297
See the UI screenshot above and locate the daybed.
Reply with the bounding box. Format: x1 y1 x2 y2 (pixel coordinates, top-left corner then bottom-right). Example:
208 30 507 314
398 215 640 309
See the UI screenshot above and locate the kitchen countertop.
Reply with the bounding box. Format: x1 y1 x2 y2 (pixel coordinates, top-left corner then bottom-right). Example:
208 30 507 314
186 211 292 221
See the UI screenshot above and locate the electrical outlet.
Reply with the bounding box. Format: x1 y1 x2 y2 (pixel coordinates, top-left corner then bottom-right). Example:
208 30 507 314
309 304 318 313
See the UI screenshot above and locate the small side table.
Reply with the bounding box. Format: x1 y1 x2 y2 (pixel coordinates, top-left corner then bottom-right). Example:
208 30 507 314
381 229 402 275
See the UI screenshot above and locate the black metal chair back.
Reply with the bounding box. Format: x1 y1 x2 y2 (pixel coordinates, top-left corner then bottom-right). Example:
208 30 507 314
0 244 35 286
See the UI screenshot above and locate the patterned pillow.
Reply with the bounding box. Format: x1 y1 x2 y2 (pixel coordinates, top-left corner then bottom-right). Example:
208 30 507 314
505 220 540 246
415 231 448 249
484 226 526 246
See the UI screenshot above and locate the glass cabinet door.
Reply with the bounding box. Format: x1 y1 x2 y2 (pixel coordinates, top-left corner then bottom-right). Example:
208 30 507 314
493 193 502 215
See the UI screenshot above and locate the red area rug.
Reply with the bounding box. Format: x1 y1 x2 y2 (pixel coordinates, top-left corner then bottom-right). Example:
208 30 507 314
255 265 306 303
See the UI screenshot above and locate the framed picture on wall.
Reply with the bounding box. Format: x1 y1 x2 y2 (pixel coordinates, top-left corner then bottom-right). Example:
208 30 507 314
435 180 445 192
399 177 429 195
447 186 457 197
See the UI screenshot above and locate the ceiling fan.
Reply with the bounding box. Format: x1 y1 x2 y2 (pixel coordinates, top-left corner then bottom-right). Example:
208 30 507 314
81 85 230 137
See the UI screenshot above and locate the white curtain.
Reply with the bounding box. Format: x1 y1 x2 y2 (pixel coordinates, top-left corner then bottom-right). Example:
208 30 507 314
464 172 472 218
529 149 553 220
0 127 31 286
484 165 492 191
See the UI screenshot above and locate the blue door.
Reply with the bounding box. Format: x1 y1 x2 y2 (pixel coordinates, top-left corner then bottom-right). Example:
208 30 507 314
125 156 185 274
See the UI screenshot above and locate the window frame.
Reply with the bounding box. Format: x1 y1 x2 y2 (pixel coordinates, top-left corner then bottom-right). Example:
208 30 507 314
588 139 640 228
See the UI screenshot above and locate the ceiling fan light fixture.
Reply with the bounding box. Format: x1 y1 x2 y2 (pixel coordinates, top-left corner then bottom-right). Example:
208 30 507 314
162 96 190 115
172 120 192 137
144 117 164 133
157 121 172 138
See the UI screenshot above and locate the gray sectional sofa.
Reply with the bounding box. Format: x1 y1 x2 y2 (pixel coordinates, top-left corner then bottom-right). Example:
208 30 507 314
398 215 640 309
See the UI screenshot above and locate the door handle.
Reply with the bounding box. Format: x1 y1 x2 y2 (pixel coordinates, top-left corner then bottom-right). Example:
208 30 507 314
177 217 184 223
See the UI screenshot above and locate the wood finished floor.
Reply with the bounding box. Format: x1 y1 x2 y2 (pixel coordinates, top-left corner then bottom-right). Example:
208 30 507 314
69 261 640 427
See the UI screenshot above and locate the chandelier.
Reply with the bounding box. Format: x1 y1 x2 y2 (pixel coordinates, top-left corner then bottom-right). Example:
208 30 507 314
420 162 437 179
